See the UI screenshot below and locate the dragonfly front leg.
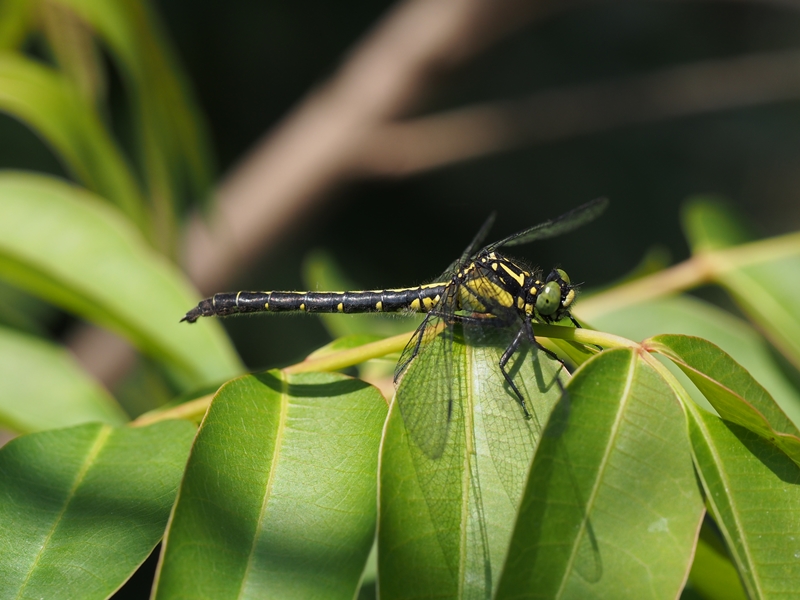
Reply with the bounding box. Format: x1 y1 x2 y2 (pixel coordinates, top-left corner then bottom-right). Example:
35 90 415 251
499 327 531 418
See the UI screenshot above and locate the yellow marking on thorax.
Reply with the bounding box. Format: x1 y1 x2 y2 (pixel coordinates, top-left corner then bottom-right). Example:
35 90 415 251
499 262 525 286
410 298 421 311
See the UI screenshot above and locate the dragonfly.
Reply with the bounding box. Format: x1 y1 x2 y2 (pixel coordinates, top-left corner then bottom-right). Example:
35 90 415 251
182 197 609 459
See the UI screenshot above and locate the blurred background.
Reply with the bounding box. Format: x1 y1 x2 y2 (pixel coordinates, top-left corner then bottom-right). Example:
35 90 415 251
5 0 800 381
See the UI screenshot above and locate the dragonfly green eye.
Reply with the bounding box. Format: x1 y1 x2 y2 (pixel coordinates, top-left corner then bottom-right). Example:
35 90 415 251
556 269 570 284
536 281 562 316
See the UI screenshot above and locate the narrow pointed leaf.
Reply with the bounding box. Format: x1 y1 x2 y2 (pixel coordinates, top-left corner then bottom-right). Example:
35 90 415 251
649 334 800 466
683 198 800 370
379 328 565 599
0 53 146 227
154 371 386 600
0 420 195 598
0 172 241 386
496 349 704 599
686 404 800 599
0 325 127 432
588 295 800 427
52 0 215 210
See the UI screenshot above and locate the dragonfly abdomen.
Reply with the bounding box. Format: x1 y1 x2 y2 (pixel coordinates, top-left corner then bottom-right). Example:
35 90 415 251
181 284 448 323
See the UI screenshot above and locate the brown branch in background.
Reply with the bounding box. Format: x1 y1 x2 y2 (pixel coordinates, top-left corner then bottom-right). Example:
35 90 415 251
183 0 543 295
358 49 800 177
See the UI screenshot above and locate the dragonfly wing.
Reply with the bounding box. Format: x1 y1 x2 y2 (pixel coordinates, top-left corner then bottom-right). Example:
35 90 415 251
394 279 462 460
489 197 608 250
440 212 496 278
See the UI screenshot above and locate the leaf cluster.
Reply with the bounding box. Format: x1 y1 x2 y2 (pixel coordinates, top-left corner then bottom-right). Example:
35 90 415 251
1 2 800 599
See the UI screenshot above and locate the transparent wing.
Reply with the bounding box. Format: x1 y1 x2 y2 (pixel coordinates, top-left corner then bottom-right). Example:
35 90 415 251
487 197 608 250
394 284 460 460
440 212 496 278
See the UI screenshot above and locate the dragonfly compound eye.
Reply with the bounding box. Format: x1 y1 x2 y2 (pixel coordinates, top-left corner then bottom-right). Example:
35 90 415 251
536 281 562 316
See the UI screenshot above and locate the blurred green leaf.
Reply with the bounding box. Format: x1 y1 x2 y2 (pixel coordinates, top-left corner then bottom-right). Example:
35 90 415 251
0 420 195 598
587 295 800 427
0 325 127 432
686 404 800 599
379 327 565 599
154 371 385 599
687 521 748 600
0 0 34 49
0 53 146 229
0 172 242 387
53 0 215 225
650 334 800 466
683 198 800 372
496 349 704 599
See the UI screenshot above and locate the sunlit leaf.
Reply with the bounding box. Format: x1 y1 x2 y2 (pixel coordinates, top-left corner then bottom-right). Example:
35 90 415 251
0 325 127 432
0 172 241 387
496 349 704 599
379 327 565 599
686 404 800 599
649 334 800 466
0 420 195 598
154 371 385 599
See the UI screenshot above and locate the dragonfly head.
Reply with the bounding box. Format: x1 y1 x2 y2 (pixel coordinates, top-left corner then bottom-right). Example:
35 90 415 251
535 268 575 322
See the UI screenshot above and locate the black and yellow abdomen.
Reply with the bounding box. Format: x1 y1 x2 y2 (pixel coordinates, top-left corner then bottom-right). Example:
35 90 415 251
181 283 448 323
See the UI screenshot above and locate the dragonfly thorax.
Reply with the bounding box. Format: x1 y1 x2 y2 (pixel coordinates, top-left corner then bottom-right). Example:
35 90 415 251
457 252 576 324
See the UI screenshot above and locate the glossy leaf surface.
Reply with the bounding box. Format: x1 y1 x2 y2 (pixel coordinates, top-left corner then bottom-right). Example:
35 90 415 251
0 420 195 598
154 371 386 600
495 349 704 599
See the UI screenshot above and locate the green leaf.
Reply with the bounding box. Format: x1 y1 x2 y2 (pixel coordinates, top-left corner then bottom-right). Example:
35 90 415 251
683 198 800 371
0 420 196 598
0 0 34 50
649 334 800 466
0 325 127 432
496 349 704 599
0 53 146 229
379 327 565 599
154 371 386 600
686 404 800 599
687 520 748 600
587 295 800 427
0 172 242 387
53 0 215 217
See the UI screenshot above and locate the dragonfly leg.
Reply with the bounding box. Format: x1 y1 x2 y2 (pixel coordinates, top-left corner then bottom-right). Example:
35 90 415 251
499 327 531 418
568 314 603 352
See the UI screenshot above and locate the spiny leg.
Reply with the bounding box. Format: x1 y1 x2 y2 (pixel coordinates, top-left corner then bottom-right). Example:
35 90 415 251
499 327 531 418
